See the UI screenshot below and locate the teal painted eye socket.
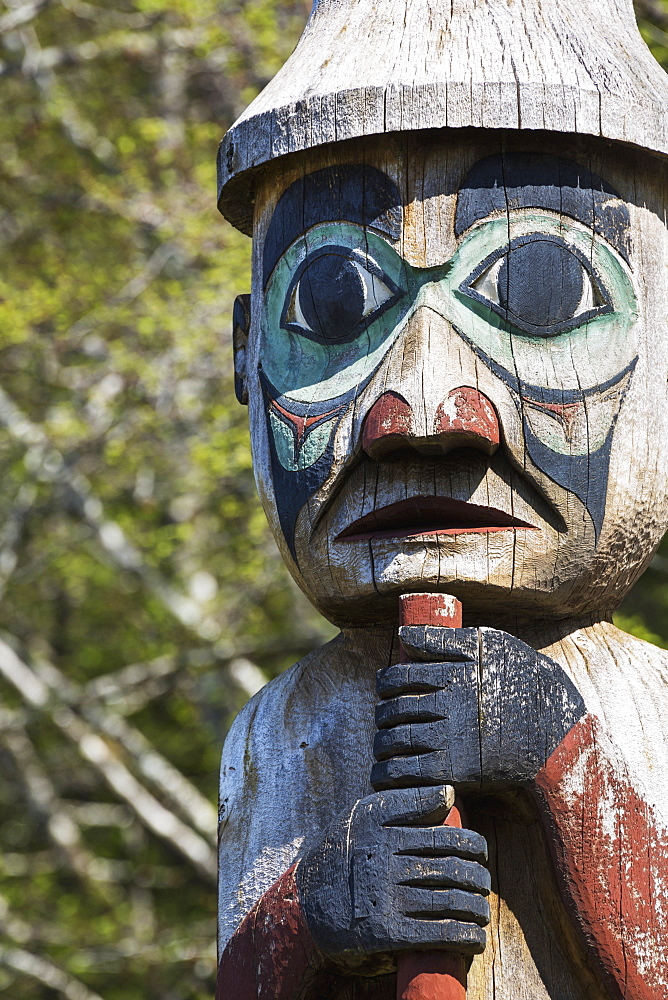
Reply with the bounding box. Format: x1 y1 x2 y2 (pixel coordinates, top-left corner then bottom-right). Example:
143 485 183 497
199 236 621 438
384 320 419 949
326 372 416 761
280 245 401 345
460 234 613 338
440 212 637 394
262 225 411 402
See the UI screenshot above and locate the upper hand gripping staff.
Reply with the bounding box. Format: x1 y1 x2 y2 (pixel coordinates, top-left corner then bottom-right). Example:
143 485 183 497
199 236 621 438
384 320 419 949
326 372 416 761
373 622 587 796
297 598 491 970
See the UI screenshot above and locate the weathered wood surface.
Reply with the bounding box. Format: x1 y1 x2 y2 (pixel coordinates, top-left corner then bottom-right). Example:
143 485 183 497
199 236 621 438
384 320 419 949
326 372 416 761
214 0 668 992
217 0 668 233
214 130 668 998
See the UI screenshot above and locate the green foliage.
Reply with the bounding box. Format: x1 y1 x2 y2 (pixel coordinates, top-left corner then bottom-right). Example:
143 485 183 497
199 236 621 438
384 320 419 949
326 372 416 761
0 0 667 997
0 2 323 997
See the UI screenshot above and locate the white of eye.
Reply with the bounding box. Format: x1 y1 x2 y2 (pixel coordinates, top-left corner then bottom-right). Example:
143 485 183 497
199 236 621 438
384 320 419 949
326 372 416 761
576 269 596 313
290 283 310 328
355 261 394 317
472 256 504 305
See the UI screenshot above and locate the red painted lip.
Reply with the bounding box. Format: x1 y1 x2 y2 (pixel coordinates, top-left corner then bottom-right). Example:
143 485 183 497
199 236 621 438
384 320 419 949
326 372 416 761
336 496 538 542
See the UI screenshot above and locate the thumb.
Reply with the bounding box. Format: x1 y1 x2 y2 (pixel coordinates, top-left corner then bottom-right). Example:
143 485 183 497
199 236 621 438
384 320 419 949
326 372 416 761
398 624 478 663
375 785 456 826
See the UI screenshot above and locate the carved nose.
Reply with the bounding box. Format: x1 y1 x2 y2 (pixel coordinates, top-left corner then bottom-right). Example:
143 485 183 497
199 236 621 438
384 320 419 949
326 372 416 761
435 386 500 453
362 387 500 461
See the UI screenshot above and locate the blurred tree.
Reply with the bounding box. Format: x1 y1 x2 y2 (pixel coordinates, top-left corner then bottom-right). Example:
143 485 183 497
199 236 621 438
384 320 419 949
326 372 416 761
0 1 666 998
0 2 325 998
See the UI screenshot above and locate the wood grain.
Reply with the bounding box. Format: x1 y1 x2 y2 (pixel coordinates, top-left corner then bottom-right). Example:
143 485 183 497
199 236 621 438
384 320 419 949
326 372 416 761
217 0 668 233
216 29 668 990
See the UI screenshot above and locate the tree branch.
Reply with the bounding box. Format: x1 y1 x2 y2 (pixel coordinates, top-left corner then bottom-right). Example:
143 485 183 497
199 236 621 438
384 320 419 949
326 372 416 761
0 0 50 34
0 639 217 881
635 0 668 29
65 243 178 344
0 383 268 687
1 721 117 888
0 943 106 1000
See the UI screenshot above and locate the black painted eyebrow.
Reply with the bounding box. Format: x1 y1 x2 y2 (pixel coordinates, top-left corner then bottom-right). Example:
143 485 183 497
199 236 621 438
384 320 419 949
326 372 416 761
455 153 631 263
263 165 402 287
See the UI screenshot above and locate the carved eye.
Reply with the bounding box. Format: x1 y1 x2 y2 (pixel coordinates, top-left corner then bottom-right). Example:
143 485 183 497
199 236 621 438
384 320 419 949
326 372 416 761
462 235 612 337
283 248 399 344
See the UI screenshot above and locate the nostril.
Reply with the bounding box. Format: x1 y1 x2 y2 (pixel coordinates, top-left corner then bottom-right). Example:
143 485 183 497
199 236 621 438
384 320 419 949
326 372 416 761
434 387 500 456
362 387 501 461
362 391 414 461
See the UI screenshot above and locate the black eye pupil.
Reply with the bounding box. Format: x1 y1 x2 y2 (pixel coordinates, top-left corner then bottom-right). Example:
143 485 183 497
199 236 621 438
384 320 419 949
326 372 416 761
498 241 585 329
299 255 365 341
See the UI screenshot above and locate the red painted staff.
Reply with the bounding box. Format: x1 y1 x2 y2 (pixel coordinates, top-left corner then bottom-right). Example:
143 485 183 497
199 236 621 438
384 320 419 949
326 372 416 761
396 593 468 1000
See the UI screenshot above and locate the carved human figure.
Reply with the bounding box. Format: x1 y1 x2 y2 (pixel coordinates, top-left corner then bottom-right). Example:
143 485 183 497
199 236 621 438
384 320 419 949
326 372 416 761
214 3 668 999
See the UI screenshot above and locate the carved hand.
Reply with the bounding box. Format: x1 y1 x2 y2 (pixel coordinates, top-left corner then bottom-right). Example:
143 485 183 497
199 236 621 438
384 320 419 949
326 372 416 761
372 626 586 792
296 784 490 964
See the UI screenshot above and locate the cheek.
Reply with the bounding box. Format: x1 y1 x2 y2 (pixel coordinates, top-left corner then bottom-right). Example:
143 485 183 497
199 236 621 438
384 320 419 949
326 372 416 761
251 370 355 561
267 401 341 473
252 334 402 558
519 362 636 541
600 352 668 542
524 398 606 456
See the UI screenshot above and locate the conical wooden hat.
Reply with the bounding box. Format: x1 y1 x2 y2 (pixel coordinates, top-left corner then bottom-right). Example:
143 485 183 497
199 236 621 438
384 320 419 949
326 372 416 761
218 0 668 232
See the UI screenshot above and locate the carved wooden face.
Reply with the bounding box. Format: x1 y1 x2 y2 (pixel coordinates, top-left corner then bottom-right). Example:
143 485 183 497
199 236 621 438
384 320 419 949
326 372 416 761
240 135 668 625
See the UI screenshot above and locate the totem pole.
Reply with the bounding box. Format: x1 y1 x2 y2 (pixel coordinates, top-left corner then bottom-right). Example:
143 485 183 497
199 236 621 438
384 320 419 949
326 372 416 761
215 1 668 997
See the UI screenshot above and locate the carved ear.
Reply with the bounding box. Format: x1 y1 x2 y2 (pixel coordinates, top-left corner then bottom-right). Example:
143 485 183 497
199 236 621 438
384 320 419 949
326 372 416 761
232 294 250 405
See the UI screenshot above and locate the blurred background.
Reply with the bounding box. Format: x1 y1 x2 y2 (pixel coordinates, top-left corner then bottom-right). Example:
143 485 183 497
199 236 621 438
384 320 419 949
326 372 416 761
0 1 667 997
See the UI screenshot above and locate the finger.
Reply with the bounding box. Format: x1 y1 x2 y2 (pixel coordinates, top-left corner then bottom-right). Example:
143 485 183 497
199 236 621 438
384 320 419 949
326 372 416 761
372 752 454 789
375 692 445 729
372 785 456 826
398 625 478 664
395 825 488 863
393 855 491 895
394 917 487 955
377 659 477 700
377 663 458 698
395 886 490 926
372 749 482 790
376 661 477 711
374 720 449 760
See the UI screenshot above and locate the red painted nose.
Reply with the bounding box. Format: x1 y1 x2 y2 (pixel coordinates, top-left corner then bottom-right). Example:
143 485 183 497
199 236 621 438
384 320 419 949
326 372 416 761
434 386 500 452
362 387 500 461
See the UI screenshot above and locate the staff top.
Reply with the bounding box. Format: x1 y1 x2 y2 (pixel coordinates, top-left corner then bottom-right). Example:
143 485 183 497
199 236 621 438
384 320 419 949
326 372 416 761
217 0 668 233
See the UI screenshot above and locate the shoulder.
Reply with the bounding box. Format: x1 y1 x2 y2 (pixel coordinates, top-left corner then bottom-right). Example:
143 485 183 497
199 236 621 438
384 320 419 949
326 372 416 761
217 631 380 944
558 620 668 812
222 626 384 763
547 619 668 685
219 629 378 825
585 620 668 682
221 630 357 763
607 621 668 668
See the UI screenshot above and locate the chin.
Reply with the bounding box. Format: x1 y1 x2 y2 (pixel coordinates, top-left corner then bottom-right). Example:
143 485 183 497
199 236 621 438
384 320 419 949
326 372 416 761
293 527 598 628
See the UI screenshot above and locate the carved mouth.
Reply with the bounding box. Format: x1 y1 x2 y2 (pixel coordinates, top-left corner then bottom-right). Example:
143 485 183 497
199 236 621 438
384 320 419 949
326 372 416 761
336 496 538 542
